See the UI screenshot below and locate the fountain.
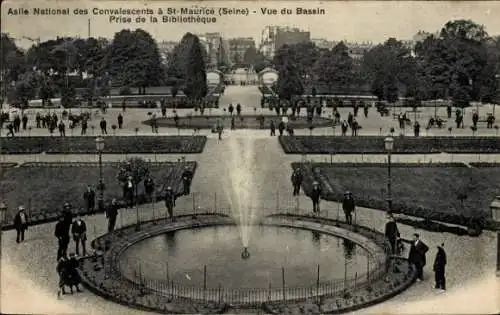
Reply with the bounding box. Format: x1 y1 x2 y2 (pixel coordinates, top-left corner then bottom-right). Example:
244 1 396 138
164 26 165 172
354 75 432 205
223 136 259 254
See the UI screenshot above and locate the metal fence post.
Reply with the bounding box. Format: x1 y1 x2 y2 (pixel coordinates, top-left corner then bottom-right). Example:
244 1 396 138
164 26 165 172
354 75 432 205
152 191 156 224
343 256 347 292
192 193 196 213
367 254 370 282
282 266 286 302
218 283 222 304
214 192 217 213
276 190 280 212
204 265 207 301
316 264 320 303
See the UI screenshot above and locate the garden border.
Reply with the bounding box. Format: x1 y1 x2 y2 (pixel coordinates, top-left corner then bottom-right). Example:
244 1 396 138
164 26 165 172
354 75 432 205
279 136 500 154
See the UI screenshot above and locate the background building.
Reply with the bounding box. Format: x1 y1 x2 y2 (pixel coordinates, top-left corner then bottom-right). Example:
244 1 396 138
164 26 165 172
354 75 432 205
259 26 310 58
228 37 256 66
311 38 337 50
198 32 227 69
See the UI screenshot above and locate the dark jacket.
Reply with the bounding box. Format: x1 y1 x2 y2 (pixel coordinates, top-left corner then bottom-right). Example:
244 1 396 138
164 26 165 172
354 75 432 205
408 240 429 266
384 221 400 240
14 211 29 230
342 197 355 213
182 170 193 181
433 246 447 272
62 209 73 234
291 172 303 185
144 178 155 193
71 220 87 236
106 203 119 219
165 190 175 207
83 189 95 201
310 187 322 201
55 221 69 239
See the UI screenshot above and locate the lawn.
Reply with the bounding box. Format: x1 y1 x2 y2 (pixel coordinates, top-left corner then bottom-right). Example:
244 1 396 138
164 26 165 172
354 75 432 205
293 162 500 227
0 162 196 225
0 136 207 154
147 115 333 129
280 136 500 154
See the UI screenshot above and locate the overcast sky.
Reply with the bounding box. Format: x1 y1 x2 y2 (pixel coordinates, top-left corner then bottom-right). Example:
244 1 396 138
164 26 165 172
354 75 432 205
2 0 500 48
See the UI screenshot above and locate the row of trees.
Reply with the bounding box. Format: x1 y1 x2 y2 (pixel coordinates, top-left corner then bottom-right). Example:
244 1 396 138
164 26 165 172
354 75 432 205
1 29 209 107
273 20 500 107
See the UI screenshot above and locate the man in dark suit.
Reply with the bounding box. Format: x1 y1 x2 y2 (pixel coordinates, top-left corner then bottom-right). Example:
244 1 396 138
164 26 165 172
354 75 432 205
123 176 135 208
55 216 70 260
181 166 193 195
106 199 119 232
291 169 303 196
165 186 176 219
433 243 447 290
71 215 87 256
408 233 429 281
310 181 322 213
83 185 96 214
342 191 355 225
144 175 155 201
14 206 29 243
384 215 400 255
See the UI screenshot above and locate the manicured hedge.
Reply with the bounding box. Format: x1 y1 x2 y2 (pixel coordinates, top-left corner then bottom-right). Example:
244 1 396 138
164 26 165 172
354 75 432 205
0 136 207 154
293 162 500 229
280 136 500 154
0 161 196 230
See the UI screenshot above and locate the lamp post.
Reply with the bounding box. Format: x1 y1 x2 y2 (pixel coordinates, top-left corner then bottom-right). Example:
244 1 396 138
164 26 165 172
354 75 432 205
95 137 105 212
490 196 500 277
494 74 499 118
384 137 394 213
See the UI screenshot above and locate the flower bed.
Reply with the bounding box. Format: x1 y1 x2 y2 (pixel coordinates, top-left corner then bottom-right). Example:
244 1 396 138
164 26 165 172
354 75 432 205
280 136 500 154
0 161 196 229
147 115 333 129
293 162 500 229
0 136 207 154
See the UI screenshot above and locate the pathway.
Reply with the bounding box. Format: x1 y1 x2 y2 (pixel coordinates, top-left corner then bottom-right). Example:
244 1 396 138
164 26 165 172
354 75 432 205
1 85 499 314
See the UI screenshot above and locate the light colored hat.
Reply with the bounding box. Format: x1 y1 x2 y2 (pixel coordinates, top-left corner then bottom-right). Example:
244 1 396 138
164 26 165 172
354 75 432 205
167 186 172 190
18 206 25 211
344 191 352 195
313 181 319 185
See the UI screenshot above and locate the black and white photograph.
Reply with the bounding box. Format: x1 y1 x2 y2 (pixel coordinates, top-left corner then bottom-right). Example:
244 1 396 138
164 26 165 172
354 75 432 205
1 1 499 314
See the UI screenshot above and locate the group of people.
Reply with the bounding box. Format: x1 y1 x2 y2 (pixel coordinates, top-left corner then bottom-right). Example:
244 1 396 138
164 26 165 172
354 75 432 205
290 168 447 290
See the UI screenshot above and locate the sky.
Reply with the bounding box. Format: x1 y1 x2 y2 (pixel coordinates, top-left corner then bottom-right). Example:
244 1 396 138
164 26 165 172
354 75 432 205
2 0 500 49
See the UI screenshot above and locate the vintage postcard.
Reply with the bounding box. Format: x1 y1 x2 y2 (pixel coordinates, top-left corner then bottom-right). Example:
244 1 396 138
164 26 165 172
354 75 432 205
1 1 499 314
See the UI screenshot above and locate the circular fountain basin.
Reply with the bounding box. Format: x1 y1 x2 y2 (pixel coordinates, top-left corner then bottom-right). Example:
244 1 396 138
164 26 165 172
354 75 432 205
119 225 370 290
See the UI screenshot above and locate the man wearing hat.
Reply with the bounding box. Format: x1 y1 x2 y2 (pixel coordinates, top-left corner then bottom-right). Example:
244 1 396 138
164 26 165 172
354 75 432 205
123 176 135 208
14 206 29 243
433 243 447 290
291 169 303 196
408 233 429 281
71 214 87 256
106 199 120 232
82 184 96 214
55 216 70 260
342 191 355 225
384 214 400 254
165 186 175 219
310 181 322 213
181 166 193 196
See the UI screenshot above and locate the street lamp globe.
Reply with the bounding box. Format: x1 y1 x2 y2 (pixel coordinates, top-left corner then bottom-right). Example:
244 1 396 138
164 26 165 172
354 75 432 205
384 137 394 152
95 136 105 151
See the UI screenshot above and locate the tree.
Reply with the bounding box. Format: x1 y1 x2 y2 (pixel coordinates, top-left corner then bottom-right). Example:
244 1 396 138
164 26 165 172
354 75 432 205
107 29 164 94
275 46 304 101
183 34 208 100
13 71 39 110
243 46 258 66
313 42 355 93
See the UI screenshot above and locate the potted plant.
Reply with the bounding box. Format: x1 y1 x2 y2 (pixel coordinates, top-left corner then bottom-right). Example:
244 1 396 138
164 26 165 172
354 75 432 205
390 127 395 136
134 127 139 135
448 126 452 135
495 125 499 136
111 124 117 135
470 125 478 136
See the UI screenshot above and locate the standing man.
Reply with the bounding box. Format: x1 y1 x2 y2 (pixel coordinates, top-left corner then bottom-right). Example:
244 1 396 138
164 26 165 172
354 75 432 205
181 166 193 195
100 117 107 135
144 175 155 201
291 169 303 196
165 186 175 219
117 113 124 129
384 214 400 254
14 206 29 243
83 185 96 214
342 191 355 225
270 120 276 136
55 216 70 260
71 214 87 256
433 243 447 290
106 199 119 232
408 233 429 281
123 176 135 208
310 181 322 213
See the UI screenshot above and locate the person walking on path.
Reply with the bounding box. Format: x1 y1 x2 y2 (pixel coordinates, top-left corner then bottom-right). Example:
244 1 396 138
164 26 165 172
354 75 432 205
55 216 70 260
384 214 400 254
310 181 322 213
342 191 355 225
165 186 175 220
117 113 124 129
14 206 29 243
106 199 119 232
83 185 96 214
270 120 276 136
291 168 303 196
71 215 87 256
408 233 429 281
100 118 107 135
181 166 193 195
433 243 447 290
